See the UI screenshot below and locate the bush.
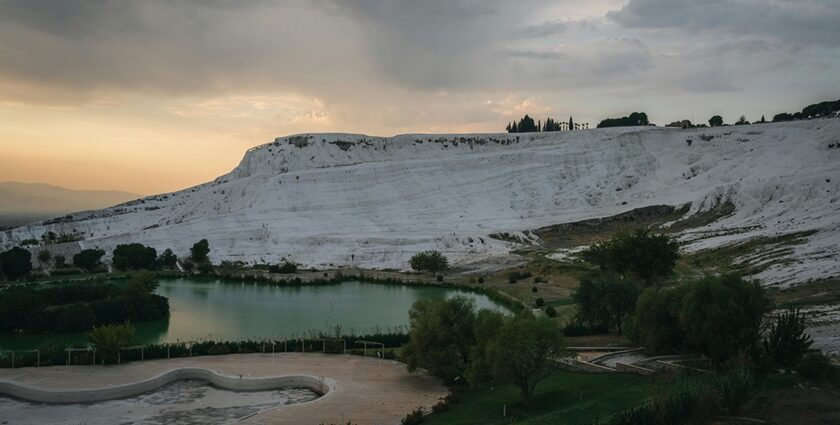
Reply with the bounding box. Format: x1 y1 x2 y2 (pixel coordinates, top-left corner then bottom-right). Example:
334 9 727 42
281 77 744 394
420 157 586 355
477 276 484 284
73 249 105 271
535 297 544 307
158 248 178 268
545 306 557 318
113 243 157 270
410 251 449 274
563 322 609 336
531 286 538 293
436 275 443 282
0 246 32 279
269 261 298 274
401 407 425 425
88 323 135 364
762 309 813 369
190 239 210 262
37 250 52 264
580 230 679 285
507 271 531 284
797 352 840 383
711 362 754 414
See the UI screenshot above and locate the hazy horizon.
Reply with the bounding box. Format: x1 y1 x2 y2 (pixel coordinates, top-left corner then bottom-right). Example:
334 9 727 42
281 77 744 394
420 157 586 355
1 0 838 194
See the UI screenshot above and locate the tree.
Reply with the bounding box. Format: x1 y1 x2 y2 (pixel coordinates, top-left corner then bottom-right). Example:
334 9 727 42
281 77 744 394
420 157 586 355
569 116 574 131
190 239 210 263
466 309 506 384
679 274 771 363
517 115 538 133
597 112 649 128
54 255 66 268
487 316 566 402
158 248 178 268
735 115 749 125
632 286 688 353
112 243 157 270
580 229 680 285
573 273 641 333
88 323 135 364
762 309 813 369
709 115 724 127
0 247 32 279
37 249 52 264
73 249 105 271
403 296 477 382
409 251 449 274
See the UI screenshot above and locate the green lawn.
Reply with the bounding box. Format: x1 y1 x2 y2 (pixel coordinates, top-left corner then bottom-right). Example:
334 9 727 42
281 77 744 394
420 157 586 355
423 369 653 425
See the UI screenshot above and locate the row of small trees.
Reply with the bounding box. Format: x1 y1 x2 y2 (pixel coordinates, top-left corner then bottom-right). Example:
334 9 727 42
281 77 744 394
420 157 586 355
505 115 584 133
0 239 212 281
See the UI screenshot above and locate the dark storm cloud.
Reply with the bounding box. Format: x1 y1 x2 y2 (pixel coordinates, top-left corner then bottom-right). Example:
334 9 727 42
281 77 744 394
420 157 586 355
608 0 840 46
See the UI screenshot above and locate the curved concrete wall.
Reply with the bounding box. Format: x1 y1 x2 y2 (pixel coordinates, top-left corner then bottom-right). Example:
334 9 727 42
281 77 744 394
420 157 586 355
0 367 334 404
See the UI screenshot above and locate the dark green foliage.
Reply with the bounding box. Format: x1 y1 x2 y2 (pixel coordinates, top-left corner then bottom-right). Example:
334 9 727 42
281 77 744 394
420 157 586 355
190 239 210 262
710 362 754 414
562 322 609 337
465 309 506 385
54 255 66 268
802 99 840 118
37 249 52 263
507 270 532 284
401 407 426 425
0 275 169 333
158 248 178 268
535 297 545 307
0 246 32 279
73 248 105 271
735 115 750 125
573 273 641 333
580 230 680 285
762 309 813 369
597 112 649 128
633 286 688 353
773 112 794 122
545 306 557 317
487 315 565 401
506 114 539 133
679 275 771 363
88 323 135 364
708 115 724 126
409 251 449 274
403 296 477 382
269 261 298 274
113 243 157 270
797 352 840 383
542 117 563 131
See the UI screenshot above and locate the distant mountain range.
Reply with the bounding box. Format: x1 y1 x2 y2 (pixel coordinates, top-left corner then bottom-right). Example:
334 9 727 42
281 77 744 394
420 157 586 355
0 182 139 227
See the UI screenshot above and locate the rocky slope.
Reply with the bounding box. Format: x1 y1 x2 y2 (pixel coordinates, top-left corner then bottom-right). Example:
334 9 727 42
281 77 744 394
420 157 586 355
2 119 838 286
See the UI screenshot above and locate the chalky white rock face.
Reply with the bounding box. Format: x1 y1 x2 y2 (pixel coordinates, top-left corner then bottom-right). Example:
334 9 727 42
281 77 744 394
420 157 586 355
2 119 838 285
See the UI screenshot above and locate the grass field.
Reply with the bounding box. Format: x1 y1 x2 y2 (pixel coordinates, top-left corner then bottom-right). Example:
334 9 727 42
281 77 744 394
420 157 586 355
423 369 653 425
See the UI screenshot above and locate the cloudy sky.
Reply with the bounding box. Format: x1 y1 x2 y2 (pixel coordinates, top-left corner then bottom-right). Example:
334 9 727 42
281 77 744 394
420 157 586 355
1 0 838 194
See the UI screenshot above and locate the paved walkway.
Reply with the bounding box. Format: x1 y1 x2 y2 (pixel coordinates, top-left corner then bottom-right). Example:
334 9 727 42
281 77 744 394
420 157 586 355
0 353 447 425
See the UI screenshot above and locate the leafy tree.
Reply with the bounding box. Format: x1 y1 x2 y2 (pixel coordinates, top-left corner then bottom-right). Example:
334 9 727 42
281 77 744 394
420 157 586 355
580 229 680 285
88 323 135 364
37 249 52 264
112 243 157 270
73 249 105 271
409 250 449 274
573 273 641 333
269 261 298 274
679 275 771 363
466 309 506 384
735 115 749 125
190 239 210 263
709 115 724 127
762 309 813 369
487 316 566 402
517 114 539 132
773 112 794 122
403 296 477 382
597 112 649 128
632 286 687 353
0 246 32 279
158 248 178 268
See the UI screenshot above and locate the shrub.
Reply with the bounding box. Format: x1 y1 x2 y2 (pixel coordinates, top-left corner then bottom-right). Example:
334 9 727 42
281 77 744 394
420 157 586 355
545 306 557 318
113 243 157 270
157 248 178 268
477 276 484 284
269 261 298 274
88 323 135 364
190 239 210 262
711 362 754 414
533 276 544 284
197 262 214 274
580 230 679 285
54 255 66 268
797 352 840 383
563 322 609 336
507 271 531 284
531 286 538 293
73 249 105 271
207 344 231 355
0 246 32 279
535 297 545 307
37 250 52 264
436 275 443 282
401 407 425 425
410 251 449 274
762 308 813 369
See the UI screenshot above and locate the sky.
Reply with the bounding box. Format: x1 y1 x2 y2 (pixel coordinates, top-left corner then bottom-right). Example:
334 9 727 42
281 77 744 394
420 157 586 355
1 0 838 195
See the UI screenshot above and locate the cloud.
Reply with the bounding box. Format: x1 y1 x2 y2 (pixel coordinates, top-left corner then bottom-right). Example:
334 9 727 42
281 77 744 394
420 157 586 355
608 0 840 46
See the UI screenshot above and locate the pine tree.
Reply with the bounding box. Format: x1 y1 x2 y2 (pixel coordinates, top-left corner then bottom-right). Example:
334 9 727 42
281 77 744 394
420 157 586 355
569 116 574 131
